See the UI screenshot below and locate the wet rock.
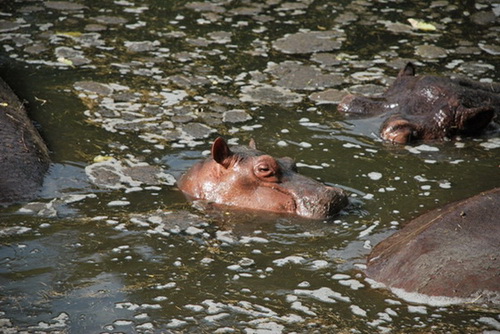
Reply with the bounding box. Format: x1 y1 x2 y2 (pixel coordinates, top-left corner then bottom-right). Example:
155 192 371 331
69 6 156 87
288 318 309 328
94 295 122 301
129 210 207 235
93 15 128 25
380 21 413 34
161 90 189 106
207 31 232 44
206 93 240 105
310 53 344 67
277 1 311 12
163 30 187 39
267 62 343 90
0 21 23 33
170 51 204 63
229 5 264 16
185 2 225 13
186 37 210 47
334 12 359 25
385 58 418 70
180 123 215 139
74 81 113 96
415 44 447 59
470 10 497 25
350 68 385 82
222 109 252 123
86 158 175 190
253 14 274 23
77 33 105 47
478 43 500 55
10 35 32 47
347 84 386 97
19 5 44 13
240 84 303 104
123 165 173 186
85 23 107 32
24 44 48 55
198 111 224 126
171 115 195 123
113 91 140 103
309 89 347 104
0 226 32 236
455 46 481 55
200 11 222 23
125 40 159 52
55 46 91 66
458 61 495 77
44 1 87 11
273 30 345 54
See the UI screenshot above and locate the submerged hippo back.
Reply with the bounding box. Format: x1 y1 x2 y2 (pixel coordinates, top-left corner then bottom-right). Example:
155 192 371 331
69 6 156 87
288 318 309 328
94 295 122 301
0 77 50 205
365 188 500 305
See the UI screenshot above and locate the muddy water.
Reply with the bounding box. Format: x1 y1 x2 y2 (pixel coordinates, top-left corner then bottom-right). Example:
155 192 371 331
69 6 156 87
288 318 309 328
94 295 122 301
1 0 499 332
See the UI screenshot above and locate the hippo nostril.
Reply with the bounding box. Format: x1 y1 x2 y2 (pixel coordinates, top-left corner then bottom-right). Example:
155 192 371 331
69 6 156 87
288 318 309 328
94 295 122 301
338 94 355 113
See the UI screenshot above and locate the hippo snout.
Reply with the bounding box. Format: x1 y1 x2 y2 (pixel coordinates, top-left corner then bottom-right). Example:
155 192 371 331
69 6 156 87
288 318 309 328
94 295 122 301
289 180 348 219
337 94 356 113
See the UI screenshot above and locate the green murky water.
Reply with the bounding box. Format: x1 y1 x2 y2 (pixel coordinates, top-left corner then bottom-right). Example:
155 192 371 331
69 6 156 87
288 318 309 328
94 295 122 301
1 0 499 332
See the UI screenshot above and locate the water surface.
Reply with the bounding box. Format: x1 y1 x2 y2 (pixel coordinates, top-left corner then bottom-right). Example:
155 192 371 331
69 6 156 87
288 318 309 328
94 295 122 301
1 0 499 332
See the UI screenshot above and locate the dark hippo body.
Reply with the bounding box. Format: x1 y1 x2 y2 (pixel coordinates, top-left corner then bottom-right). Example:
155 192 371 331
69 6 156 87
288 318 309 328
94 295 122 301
177 137 348 219
339 63 500 144
365 188 500 305
0 76 50 205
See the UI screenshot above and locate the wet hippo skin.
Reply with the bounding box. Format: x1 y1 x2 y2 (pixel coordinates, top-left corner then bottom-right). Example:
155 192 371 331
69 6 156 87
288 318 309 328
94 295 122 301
365 188 500 305
177 137 348 219
338 63 500 144
0 76 50 205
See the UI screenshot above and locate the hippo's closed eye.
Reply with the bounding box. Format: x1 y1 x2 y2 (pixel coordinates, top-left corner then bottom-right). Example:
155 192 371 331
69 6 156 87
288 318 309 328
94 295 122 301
254 157 281 182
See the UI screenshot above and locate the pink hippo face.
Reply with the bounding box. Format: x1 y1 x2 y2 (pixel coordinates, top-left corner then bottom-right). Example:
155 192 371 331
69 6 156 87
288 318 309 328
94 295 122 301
338 63 499 144
177 137 348 219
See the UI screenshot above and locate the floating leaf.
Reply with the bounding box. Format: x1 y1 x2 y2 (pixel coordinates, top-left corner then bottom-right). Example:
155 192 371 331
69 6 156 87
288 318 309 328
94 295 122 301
93 155 114 163
408 18 437 31
57 57 74 66
56 31 83 37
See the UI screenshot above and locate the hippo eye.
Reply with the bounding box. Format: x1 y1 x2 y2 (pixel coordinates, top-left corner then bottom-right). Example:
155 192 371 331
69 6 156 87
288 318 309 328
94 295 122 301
256 164 273 176
254 163 281 183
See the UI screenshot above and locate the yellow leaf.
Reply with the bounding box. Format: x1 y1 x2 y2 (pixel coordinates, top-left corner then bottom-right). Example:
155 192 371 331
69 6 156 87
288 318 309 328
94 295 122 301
0 102 8 107
93 155 114 163
56 31 83 37
57 57 74 66
408 18 437 31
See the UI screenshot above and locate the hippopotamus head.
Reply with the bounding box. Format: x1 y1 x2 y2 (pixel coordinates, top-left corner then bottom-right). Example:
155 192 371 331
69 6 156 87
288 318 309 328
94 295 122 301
338 63 499 144
177 137 348 219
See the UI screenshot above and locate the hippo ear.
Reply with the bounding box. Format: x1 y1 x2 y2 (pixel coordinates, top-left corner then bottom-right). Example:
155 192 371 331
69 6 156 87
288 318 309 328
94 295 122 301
249 138 257 150
456 105 494 132
398 63 416 77
211 137 233 167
